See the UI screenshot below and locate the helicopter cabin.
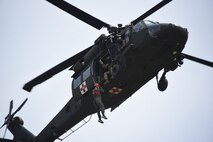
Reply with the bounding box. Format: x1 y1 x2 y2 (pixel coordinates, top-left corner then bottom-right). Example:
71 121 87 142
71 26 134 100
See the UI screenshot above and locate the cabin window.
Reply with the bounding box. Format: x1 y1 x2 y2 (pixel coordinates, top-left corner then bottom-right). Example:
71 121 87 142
73 75 81 89
83 67 90 81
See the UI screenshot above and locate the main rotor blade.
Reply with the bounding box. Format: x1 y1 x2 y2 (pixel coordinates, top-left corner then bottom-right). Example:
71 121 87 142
8 100 13 116
11 98 28 118
46 0 110 30
23 46 92 92
180 53 213 68
131 0 172 25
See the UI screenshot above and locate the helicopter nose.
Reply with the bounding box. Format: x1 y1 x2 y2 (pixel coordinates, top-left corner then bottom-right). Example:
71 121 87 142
148 23 189 58
159 23 188 48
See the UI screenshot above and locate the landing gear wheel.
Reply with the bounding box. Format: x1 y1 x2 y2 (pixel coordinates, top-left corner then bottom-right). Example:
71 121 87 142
158 76 168 92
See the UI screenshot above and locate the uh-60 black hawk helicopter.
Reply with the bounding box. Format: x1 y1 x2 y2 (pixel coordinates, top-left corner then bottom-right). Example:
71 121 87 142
1 0 213 142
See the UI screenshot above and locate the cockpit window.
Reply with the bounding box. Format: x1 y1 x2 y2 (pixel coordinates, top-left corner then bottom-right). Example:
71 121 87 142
144 20 160 37
125 30 130 43
133 20 160 38
133 21 146 32
144 20 158 25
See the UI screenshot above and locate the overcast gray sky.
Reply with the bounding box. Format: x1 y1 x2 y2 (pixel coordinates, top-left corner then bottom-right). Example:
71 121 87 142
0 0 213 142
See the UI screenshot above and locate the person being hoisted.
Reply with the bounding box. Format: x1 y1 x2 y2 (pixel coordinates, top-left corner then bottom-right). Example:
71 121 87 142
92 83 107 123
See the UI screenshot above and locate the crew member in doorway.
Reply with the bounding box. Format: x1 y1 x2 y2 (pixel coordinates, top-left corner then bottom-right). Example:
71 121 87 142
99 59 111 85
92 83 107 123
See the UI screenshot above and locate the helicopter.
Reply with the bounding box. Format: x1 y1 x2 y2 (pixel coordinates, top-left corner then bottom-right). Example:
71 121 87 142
1 0 213 142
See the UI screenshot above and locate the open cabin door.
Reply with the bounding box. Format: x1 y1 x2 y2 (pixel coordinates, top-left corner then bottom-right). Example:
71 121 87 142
92 51 113 84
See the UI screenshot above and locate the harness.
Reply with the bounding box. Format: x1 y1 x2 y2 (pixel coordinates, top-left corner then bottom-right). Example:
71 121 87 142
93 88 101 95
